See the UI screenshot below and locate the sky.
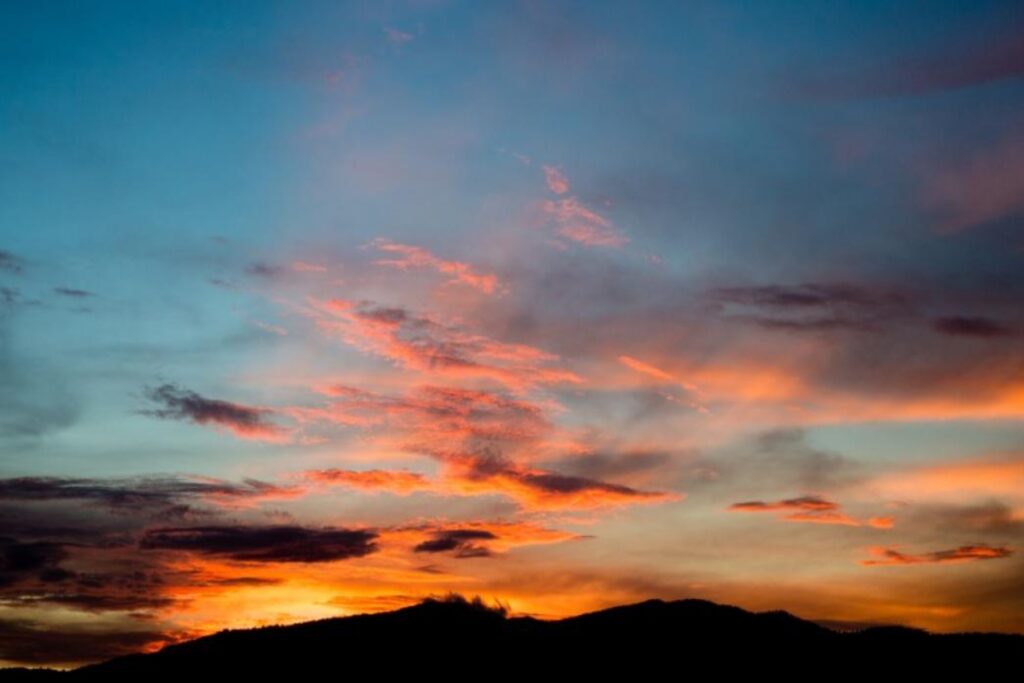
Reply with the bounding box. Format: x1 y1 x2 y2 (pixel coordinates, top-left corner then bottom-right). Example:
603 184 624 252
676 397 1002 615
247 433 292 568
2 0 1024 668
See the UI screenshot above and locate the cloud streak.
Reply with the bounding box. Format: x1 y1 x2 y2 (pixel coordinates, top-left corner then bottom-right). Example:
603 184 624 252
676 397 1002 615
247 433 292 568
140 525 379 563
728 496 890 528
142 384 289 442
861 545 1013 566
370 239 501 294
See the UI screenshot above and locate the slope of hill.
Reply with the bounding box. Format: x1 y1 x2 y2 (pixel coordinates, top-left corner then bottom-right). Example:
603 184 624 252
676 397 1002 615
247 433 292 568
2 595 1020 677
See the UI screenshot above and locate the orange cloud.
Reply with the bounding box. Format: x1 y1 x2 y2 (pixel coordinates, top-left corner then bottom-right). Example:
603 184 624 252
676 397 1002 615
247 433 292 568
872 456 1024 501
729 496 888 528
370 239 501 294
437 451 679 511
304 468 432 495
382 520 581 556
302 298 581 390
861 544 1013 566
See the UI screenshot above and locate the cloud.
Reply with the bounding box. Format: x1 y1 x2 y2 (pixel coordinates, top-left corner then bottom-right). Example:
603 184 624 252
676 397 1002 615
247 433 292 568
413 529 497 558
618 355 676 383
0 539 68 588
788 25 1024 98
872 456 1024 501
291 383 551 441
0 475 303 513
542 196 627 247
0 250 24 275
924 131 1024 232
245 262 287 279
139 525 379 563
902 501 1023 536
0 618 171 666
933 316 1014 338
384 26 414 46
861 544 1013 566
387 521 579 557
370 239 501 294
709 282 908 332
53 287 95 298
553 449 672 481
728 495 881 527
291 261 327 273
537 165 625 246
698 429 862 493
542 165 570 194
437 450 679 511
302 299 580 390
286 379 674 511
304 468 432 495
142 384 288 442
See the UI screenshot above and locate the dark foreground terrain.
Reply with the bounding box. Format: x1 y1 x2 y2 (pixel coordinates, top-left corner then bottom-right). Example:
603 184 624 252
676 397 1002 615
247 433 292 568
3 595 1020 677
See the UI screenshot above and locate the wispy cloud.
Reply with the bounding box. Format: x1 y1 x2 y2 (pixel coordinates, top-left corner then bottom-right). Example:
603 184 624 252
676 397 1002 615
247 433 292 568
861 544 1013 566
301 299 580 390
539 167 626 247
370 239 501 294
142 384 289 442
140 525 379 563
0 249 24 275
729 496 889 528
542 165 569 194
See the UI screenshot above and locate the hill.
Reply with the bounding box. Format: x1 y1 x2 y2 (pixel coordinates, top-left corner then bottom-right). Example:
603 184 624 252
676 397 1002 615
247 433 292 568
2 594 1020 677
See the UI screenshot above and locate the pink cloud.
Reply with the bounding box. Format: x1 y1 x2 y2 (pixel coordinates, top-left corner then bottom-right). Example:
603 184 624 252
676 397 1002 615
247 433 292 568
370 239 501 294
384 27 414 46
543 165 570 194
542 197 627 247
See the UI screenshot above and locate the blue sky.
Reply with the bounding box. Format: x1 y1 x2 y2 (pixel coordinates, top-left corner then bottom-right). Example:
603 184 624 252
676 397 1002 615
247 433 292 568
2 0 1024 667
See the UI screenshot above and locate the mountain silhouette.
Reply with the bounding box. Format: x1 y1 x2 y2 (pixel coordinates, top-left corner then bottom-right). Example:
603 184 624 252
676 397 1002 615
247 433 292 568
2 594 1020 677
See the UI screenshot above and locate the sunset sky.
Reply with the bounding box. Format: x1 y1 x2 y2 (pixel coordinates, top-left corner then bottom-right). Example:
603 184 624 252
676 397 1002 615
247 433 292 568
3 0 1024 668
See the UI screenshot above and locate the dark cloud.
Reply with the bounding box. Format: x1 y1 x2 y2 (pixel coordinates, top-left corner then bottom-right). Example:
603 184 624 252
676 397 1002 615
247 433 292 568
246 262 285 278
463 450 668 502
908 501 1024 536
552 450 671 480
933 316 1013 338
789 25 1024 98
141 383 285 440
0 618 169 666
0 250 24 275
1 287 19 306
414 529 497 558
709 283 908 333
140 525 379 563
206 576 282 587
53 286 95 298
517 471 649 497
0 538 68 588
711 283 899 309
692 429 861 493
729 495 837 512
863 544 1013 565
4 591 177 613
0 475 298 515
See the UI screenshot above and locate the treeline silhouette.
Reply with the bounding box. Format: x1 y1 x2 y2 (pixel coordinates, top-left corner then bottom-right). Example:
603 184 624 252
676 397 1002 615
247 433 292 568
2 593 1020 677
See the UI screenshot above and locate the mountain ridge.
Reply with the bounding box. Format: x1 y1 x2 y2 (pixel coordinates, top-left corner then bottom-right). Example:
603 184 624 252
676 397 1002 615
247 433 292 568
3 594 1020 676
